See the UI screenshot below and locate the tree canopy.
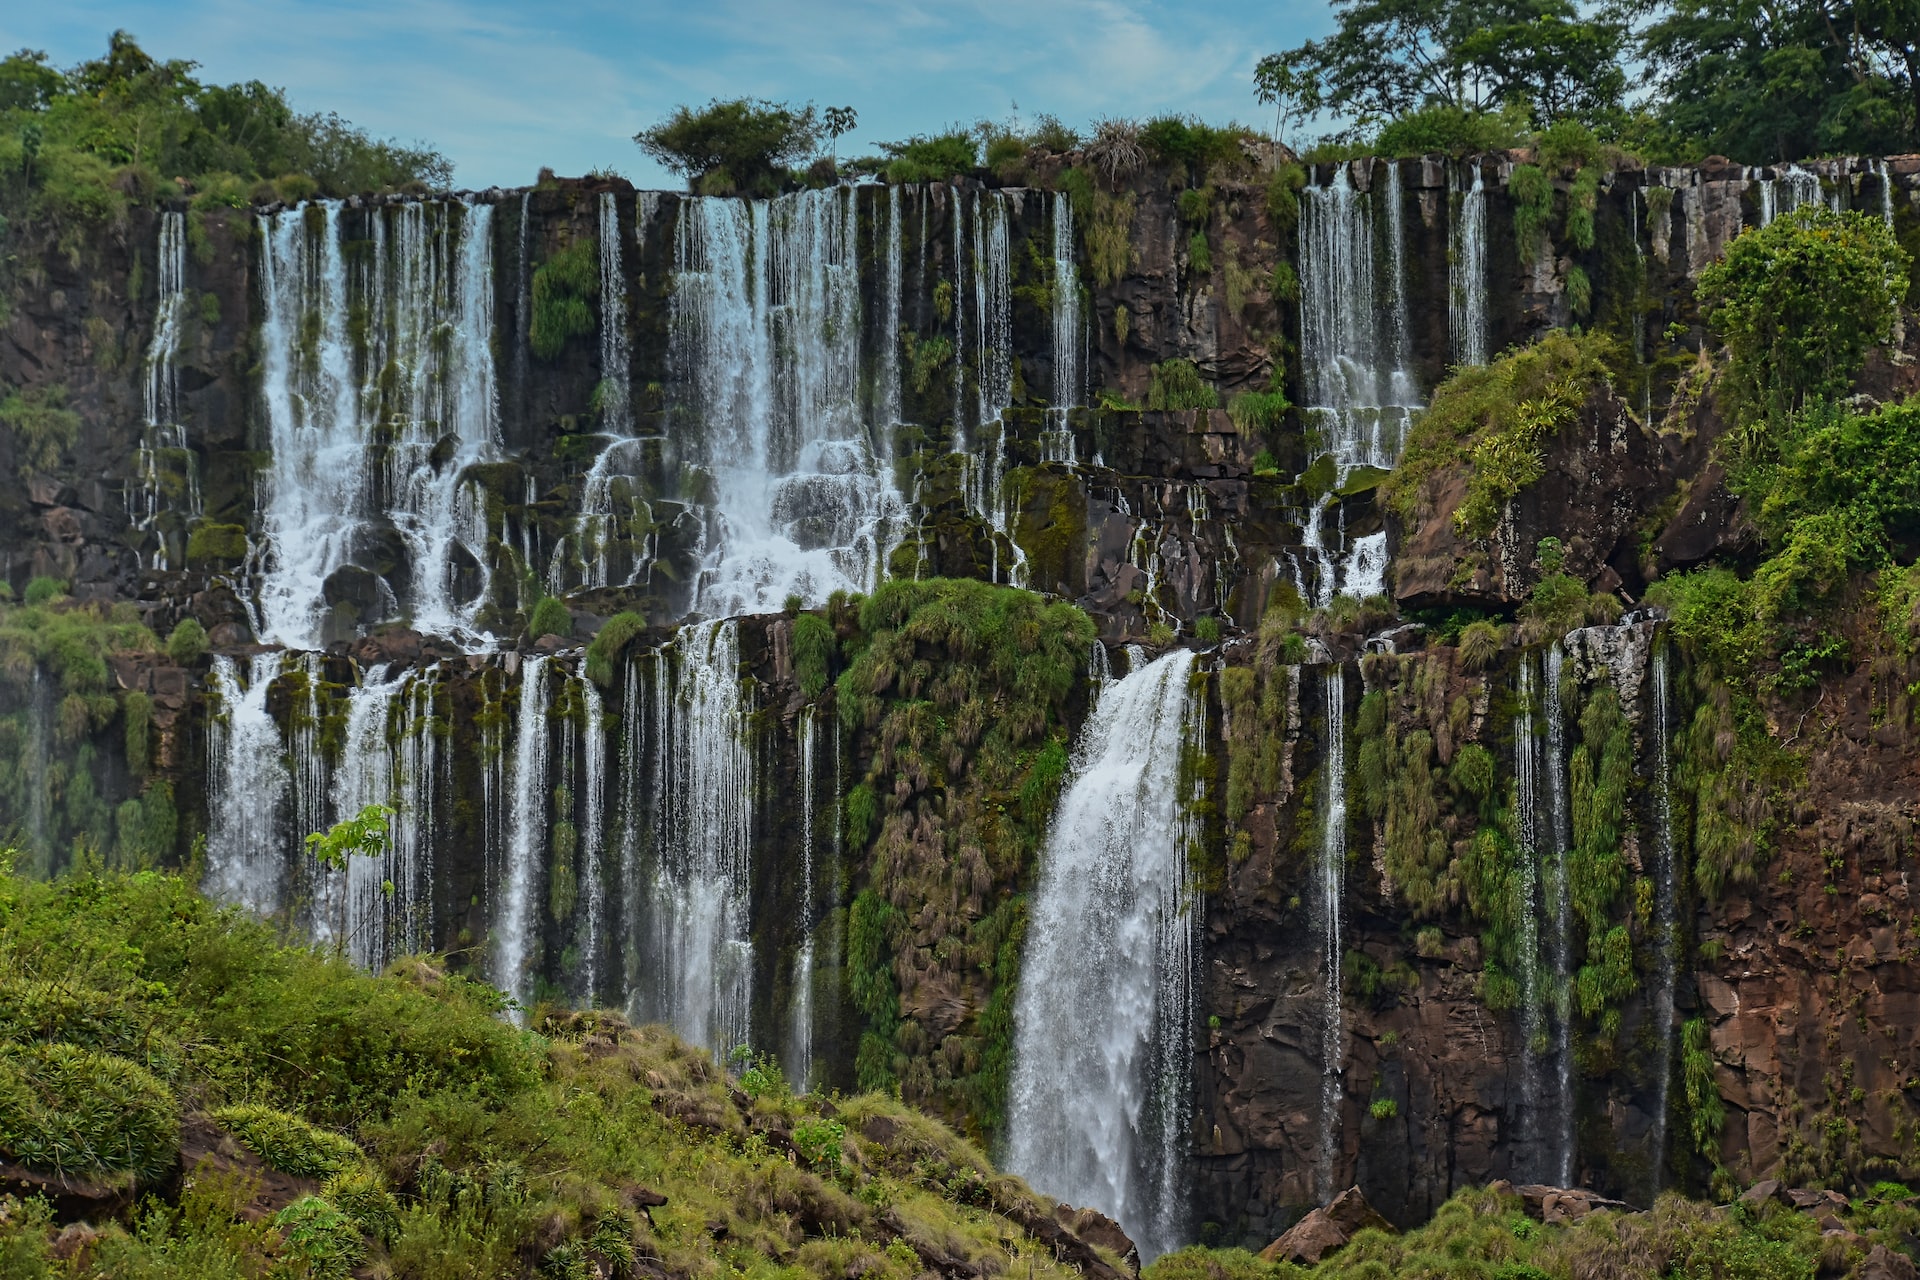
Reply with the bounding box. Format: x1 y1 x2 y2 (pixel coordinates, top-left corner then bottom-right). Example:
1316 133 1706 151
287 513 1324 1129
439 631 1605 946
634 98 849 196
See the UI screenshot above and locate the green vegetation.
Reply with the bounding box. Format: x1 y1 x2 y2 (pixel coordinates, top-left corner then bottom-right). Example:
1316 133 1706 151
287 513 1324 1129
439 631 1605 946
1147 359 1219 411
526 596 571 641
875 131 978 184
584 610 646 688
528 238 597 361
164 616 208 666
0 866 1102 1280
633 98 846 196
1372 102 1530 157
835 580 1094 1133
0 32 449 236
1383 330 1617 538
1139 117 1252 185
1697 206 1909 429
0 384 80 476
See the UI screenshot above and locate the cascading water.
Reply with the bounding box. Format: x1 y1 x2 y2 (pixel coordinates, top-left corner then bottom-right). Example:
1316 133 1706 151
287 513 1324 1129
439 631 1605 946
789 706 820 1090
636 620 754 1055
497 654 550 1020
1006 648 1200 1260
1316 664 1349 1197
955 190 1024 585
205 654 290 916
1543 641 1575 1186
671 189 907 615
255 198 500 647
579 673 607 1005
1297 164 1418 604
599 191 632 434
1513 657 1546 1172
1451 163 1489 368
1649 641 1679 1186
1756 165 1821 226
136 210 197 570
1879 160 1896 226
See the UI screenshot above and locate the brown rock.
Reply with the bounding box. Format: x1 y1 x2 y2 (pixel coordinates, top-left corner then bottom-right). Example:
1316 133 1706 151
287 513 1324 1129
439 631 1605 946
1856 1244 1919 1280
1259 1207 1349 1265
1055 1205 1136 1260
1740 1179 1783 1207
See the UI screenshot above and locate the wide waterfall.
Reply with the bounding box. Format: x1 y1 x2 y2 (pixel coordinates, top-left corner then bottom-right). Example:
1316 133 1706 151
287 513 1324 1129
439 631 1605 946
632 619 755 1055
1451 164 1488 367
1316 665 1349 1197
1297 164 1418 606
671 189 906 616
1007 648 1200 1261
136 210 195 570
255 198 500 647
496 654 551 1019
1649 641 1679 1185
205 654 291 916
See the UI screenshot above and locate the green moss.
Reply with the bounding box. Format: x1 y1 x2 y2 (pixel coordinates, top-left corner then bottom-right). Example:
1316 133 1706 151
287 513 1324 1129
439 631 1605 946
584 611 646 687
166 617 209 665
792 611 835 700
1147 358 1218 411
0 384 81 477
185 521 249 565
527 596 571 640
1509 163 1554 263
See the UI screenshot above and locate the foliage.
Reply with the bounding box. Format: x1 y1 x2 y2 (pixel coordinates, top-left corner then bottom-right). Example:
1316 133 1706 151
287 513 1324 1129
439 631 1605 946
527 595 572 640
1147 359 1219 411
877 131 977 184
1229 388 1291 434
1082 118 1146 186
1138 116 1250 183
528 239 597 361
1697 207 1907 427
0 33 448 235
1384 330 1616 538
0 384 81 476
0 1040 178 1181
792 611 836 700
165 616 209 665
1638 0 1920 162
1374 102 1530 156
1259 0 1628 141
1681 1018 1724 1162
213 1103 365 1178
304 803 393 872
1508 163 1554 261
1086 190 1135 287
634 98 827 196
1568 686 1635 1021
584 611 646 688
0 866 1098 1280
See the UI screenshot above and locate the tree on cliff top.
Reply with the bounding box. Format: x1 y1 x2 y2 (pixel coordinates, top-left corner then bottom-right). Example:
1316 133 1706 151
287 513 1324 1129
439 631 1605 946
635 98 853 196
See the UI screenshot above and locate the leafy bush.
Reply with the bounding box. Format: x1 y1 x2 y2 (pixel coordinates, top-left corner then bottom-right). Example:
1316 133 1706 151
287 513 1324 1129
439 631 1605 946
792 610 836 700
529 239 597 361
1509 164 1554 262
634 98 825 196
584 610 645 687
1373 102 1529 157
793 1116 846 1176
1698 206 1909 426
1147 359 1219 411
274 1195 366 1279
877 131 977 184
1138 116 1250 182
1 385 81 476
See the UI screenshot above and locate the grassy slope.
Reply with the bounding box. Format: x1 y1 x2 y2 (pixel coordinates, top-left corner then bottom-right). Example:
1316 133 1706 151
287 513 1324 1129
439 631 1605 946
0 865 1114 1280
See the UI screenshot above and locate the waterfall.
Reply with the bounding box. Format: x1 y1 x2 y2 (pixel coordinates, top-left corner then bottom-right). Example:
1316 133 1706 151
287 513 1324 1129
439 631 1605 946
136 210 195 570
637 619 755 1056
1878 160 1896 226
327 663 439 970
497 654 550 1020
1649 641 1679 1186
878 183 904 432
599 192 632 434
205 654 290 916
1450 164 1488 368
1297 164 1418 604
789 706 820 1090
1513 657 1545 1172
1046 190 1083 465
956 190 1022 585
671 189 906 615
579 673 607 1006
256 198 500 646
1316 665 1349 1197
1543 641 1575 1186
22 669 52 875
1757 165 1820 226
1006 648 1200 1260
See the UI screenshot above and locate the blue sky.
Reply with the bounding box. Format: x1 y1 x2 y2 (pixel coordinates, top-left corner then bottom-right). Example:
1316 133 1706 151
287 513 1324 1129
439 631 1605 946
2 1 1334 190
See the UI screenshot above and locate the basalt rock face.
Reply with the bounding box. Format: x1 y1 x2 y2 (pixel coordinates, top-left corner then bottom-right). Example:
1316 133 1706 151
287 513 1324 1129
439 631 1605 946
3 152 1920 1255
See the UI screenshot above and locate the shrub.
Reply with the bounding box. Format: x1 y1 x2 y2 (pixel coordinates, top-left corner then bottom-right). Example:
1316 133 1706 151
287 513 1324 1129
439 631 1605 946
166 616 210 665
186 521 249 564
1 385 82 477
792 611 836 700
635 98 824 195
529 240 597 361
1369 1097 1398 1120
23 576 67 607
1537 118 1603 170
793 1116 846 1176
584 611 645 687
1147 359 1219 411
1457 619 1503 671
1509 164 1555 262
274 1195 366 1279
0 1042 179 1181
1083 118 1146 185
878 131 977 184
1229 388 1291 433
527 596 571 641
212 1104 365 1178
1194 616 1223 645
1698 206 1908 426
1374 102 1528 157
1139 116 1249 182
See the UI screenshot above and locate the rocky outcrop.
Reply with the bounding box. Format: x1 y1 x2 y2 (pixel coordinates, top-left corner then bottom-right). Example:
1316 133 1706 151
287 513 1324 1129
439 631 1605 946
1258 1186 1393 1264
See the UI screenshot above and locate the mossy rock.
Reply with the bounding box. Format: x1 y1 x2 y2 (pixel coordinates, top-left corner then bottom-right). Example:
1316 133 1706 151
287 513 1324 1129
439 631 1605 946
1298 453 1339 500
185 520 249 566
210 1103 364 1179
0 1042 180 1182
1338 465 1391 498
460 461 525 502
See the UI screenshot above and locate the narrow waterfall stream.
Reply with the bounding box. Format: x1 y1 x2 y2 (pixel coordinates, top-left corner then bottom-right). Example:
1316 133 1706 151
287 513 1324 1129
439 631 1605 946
1317 665 1349 1197
1542 641 1575 1186
1007 648 1200 1261
136 210 195 569
497 654 551 1020
1450 164 1488 367
1649 641 1679 1185
206 654 290 916
789 706 820 1090
579 674 608 1006
636 619 755 1055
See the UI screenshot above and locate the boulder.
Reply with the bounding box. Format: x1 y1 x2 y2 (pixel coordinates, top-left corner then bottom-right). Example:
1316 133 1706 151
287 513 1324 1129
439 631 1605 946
1514 1185 1631 1225
1259 1186 1392 1265
1856 1244 1919 1280
1052 1204 1136 1260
